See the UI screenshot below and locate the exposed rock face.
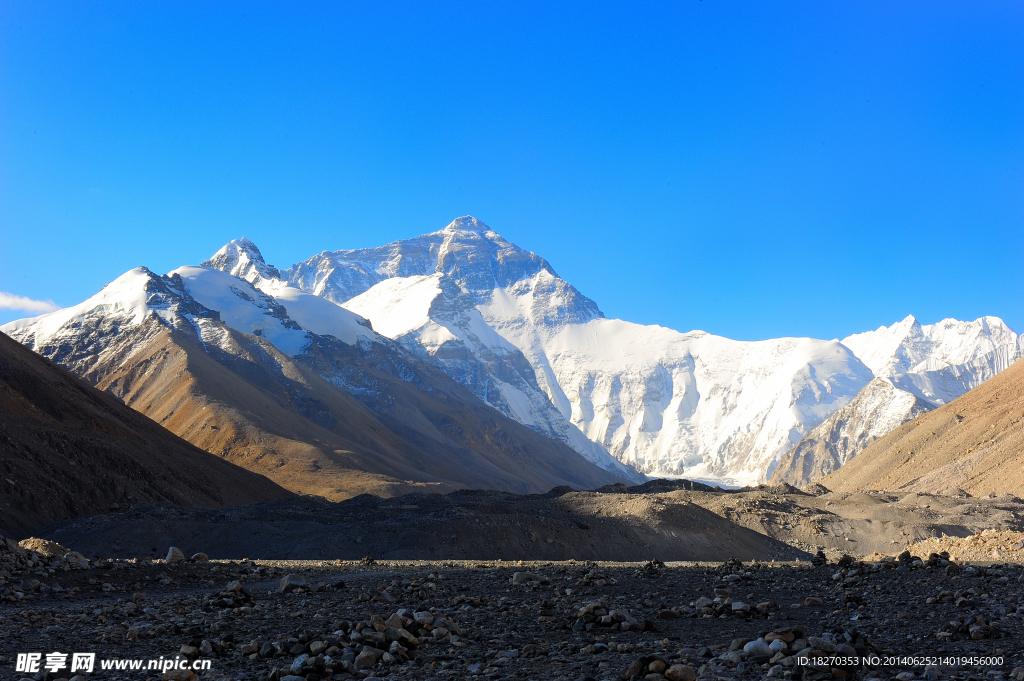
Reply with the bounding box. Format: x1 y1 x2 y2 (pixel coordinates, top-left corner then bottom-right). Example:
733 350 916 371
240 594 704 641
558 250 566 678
771 379 934 487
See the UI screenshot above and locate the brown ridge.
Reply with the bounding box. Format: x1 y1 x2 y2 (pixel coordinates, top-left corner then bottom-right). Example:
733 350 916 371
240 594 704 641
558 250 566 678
0 330 293 536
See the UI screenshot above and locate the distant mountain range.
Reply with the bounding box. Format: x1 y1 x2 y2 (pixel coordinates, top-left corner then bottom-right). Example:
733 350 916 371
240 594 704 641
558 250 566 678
4 216 1020 493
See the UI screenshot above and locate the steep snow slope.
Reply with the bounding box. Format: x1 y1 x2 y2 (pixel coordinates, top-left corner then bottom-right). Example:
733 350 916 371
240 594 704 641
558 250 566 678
171 266 377 349
770 378 934 487
538 320 874 485
203 237 282 288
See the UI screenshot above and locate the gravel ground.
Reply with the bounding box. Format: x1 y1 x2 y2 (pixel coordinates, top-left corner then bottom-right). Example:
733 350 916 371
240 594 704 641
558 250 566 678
2 546 1023 681
903 531 1024 565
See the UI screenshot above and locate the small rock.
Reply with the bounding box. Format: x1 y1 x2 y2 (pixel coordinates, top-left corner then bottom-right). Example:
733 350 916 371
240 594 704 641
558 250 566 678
766 629 795 643
665 665 697 681
289 654 308 674
807 636 837 653
191 552 209 561
730 638 752 650
512 571 541 585
743 640 773 657
165 547 185 563
625 657 650 679
162 672 198 681
279 574 305 593
803 596 824 607
355 649 379 668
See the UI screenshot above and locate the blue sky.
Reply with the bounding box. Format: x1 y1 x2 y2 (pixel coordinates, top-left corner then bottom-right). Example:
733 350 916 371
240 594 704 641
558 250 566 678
1 1 1021 340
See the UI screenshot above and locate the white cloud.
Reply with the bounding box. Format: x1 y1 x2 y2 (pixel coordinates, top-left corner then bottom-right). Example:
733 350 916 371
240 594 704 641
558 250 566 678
0 291 61 313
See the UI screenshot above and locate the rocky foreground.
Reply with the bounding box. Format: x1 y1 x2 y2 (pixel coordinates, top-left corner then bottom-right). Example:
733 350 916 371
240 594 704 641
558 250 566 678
2 537 1023 681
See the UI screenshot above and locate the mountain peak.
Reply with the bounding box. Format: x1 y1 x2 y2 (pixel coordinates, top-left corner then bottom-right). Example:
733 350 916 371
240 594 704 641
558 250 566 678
898 314 920 329
437 216 511 244
203 238 281 284
443 216 491 234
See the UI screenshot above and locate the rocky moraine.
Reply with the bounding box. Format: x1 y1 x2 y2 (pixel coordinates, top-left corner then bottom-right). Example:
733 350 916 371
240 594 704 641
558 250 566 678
1 536 1023 681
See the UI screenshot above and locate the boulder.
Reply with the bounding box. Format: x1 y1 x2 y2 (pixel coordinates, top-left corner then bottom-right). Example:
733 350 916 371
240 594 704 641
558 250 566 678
279 574 305 593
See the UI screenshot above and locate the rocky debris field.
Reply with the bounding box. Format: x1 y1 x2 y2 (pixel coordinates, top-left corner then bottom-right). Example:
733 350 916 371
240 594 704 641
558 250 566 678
34 483 1024 566
903 531 1024 565
689 486 1024 560
1 537 1024 681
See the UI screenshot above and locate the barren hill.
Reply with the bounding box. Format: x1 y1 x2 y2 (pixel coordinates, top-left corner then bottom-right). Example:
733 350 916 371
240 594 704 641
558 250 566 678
0 331 292 535
823 356 1024 496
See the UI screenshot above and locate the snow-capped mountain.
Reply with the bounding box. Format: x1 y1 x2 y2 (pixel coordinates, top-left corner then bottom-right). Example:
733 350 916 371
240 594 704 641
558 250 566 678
1 260 634 496
841 315 1022 406
203 229 640 482
234 216 1019 488
2 267 222 377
